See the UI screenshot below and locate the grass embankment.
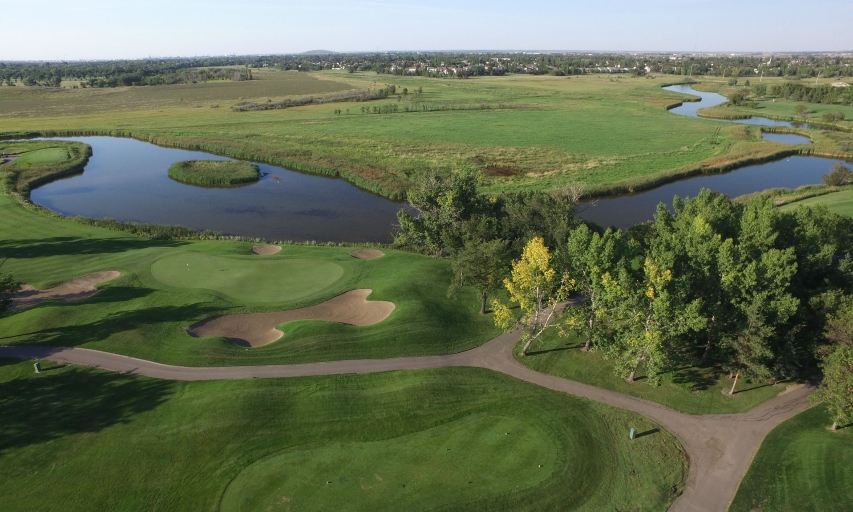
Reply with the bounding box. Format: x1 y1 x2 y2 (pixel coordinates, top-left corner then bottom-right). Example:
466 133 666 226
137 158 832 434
0 140 90 197
779 188 853 217
0 188 500 366
516 331 788 415
730 404 853 512
167 159 259 186
2 70 843 199
0 360 686 512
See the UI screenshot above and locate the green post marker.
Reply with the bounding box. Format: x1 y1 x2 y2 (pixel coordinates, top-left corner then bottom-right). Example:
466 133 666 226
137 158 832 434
629 428 636 440
34 362 41 373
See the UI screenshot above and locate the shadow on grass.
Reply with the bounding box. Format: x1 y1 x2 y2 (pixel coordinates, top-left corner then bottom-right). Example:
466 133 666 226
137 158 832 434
527 343 584 356
0 366 172 454
635 428 660 439
0 236 186 260
668 365 719 392
6 302 225 347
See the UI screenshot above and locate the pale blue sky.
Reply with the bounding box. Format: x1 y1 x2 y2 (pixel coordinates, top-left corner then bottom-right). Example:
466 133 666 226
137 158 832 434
3 0 851 60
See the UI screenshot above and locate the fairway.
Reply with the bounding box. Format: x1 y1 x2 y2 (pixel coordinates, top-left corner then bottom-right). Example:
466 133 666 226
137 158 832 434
150 252 345 303
0 360 686 512
221 414 554 511
9 147 69 166
781 189 853 217
731 404 853 512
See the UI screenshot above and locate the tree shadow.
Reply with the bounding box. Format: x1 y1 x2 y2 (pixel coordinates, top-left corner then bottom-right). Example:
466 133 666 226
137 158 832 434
527 342 584 356
0 366 172 454
0 236 186 260
668 365 718 392
6 302 227 347
635 428 660 439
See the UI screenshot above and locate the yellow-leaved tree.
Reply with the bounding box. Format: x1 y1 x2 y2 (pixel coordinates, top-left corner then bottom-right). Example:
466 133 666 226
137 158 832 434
492 237 574 356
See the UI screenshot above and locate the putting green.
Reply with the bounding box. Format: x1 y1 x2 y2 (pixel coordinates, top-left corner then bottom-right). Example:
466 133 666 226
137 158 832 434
220 414 557 512
150 253 344 303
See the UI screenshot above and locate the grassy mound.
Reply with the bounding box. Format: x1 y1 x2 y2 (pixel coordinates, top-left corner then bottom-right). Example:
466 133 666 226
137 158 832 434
731 404 853 512
0 360 686 511
150 253 344 303
1 140 90 196
167 159 259 187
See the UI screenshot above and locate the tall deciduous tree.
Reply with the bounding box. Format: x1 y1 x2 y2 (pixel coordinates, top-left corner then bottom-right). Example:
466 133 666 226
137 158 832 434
813 302 853 429
449 239 510 314
0 273 20 313
492 237 574 355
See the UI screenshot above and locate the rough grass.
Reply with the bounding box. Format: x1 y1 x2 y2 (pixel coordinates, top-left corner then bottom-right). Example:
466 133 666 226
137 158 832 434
516 330 788 415
0 191 500 366
730 404 853 512
166 159 259 186
779 188 853 217
0 359 686 512
2 72 841 199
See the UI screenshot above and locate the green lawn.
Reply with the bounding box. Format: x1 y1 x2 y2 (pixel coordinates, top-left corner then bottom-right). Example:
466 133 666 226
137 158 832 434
149 252 346 303
0 190 500 366
0 359 686 512
9 147 69 166
730 404 853 512
2 71 837 199
516 331 788 415
780 188 853 217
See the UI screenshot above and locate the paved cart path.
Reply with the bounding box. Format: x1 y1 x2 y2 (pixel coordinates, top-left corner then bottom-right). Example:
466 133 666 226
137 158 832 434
0 333 813 512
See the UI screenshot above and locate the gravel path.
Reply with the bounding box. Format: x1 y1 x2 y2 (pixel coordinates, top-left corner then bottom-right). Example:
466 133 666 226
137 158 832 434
0 332 813 511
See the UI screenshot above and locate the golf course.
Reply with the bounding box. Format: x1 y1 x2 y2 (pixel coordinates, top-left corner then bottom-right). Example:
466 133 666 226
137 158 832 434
2 62 852 512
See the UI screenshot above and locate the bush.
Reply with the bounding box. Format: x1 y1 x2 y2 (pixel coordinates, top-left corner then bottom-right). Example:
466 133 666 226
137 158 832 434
822 163 853 186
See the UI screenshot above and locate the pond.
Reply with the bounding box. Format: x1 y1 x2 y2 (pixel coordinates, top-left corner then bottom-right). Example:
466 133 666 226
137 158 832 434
29 137 405 243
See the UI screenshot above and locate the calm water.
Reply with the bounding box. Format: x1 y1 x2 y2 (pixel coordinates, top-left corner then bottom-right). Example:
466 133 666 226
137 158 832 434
577 155 850 229
664 84 826 130
762 132 812 144
30 137 404 243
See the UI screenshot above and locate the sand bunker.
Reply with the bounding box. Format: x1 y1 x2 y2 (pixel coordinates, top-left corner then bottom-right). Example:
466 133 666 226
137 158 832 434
350 249 385 260
252 245 282 255
11 271 120 311
188 289 395 347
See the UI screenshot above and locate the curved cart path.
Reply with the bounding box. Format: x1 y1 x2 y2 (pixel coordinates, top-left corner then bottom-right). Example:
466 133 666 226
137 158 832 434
0 333 813 512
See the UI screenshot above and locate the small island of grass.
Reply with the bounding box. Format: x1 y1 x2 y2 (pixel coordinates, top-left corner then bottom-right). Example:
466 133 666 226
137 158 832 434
167 160 260 187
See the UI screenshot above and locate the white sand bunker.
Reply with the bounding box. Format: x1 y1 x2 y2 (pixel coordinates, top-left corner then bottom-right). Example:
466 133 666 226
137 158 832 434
11 271 121 311
252 245 282 255
350 249 384 260
187 289 395 347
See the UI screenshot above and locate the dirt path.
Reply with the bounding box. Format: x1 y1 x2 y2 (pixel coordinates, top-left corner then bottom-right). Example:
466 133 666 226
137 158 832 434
0 332 812 512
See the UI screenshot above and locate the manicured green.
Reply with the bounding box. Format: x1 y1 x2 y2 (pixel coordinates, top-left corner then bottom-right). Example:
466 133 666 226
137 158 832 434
730 404 853 512
780 188 853 217
167 159 260 186
2 71 843 199
150 252 344 303
0 190 499 366
516 331 788 415
9 147 69 166
0 359 686 512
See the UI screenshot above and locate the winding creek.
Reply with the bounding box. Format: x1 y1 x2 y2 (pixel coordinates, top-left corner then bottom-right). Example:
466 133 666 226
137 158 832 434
22 85 853 238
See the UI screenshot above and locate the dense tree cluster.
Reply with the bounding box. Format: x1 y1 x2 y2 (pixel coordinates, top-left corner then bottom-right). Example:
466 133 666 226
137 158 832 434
397 175 853 408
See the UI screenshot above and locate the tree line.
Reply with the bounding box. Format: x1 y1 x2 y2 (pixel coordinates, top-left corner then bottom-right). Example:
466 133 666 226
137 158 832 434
396 172 853 428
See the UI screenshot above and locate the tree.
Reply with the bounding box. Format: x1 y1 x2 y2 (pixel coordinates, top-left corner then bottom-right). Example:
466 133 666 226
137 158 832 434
728 78 738 86
813 321 853 429
558 225 627 352
752 84 767 98
492 237 573 355
822 163 853 186
0 273 20 313
794 104 810 119
449 239 510 314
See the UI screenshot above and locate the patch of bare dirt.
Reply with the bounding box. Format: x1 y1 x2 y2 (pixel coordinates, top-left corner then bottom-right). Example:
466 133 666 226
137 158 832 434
11 271 121 311
187 289 394 347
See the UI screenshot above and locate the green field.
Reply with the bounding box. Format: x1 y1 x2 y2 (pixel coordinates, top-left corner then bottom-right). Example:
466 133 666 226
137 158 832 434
0 360 686 512
7 147 69 166
167 159 260 186
3 70 845 198
780 188 853 217
0 188 499 365
730 404 853 512
515 331 788 415
150 253 345 303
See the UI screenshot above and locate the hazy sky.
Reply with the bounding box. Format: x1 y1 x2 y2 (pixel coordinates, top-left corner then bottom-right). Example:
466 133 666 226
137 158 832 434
3 0 851 60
